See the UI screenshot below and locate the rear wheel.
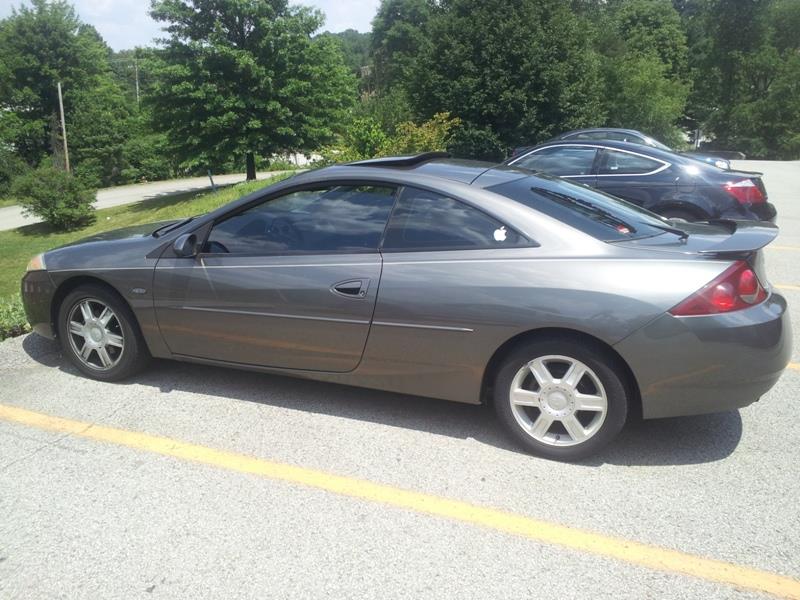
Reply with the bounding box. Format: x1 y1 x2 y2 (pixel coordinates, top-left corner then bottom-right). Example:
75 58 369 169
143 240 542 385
493 337 628 460
57 284 150 381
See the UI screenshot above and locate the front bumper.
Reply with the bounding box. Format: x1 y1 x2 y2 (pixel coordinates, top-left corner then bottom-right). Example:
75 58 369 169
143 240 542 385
614 291 792 419
21 270 57 339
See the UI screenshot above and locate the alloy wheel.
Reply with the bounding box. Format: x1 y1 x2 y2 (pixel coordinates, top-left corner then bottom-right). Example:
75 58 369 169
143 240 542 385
66 298 125 371
508 355 608 446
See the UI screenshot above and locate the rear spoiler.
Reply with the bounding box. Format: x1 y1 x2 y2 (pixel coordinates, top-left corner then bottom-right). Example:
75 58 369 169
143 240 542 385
698 220 778 255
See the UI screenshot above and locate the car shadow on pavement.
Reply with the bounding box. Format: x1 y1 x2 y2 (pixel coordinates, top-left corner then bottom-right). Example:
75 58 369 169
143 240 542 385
21 335 743 467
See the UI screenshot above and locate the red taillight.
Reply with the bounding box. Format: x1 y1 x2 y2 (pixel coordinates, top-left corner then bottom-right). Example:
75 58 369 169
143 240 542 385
669 261 768 316
724 178 765 204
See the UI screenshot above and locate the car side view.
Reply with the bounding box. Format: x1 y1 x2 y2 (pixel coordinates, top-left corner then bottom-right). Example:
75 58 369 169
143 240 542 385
505 140 776 223
21 154 792 460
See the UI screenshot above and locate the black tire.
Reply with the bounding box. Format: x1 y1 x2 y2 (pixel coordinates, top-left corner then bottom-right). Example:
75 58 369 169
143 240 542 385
493 336 628 461
56 283 150 381
658 207 700 222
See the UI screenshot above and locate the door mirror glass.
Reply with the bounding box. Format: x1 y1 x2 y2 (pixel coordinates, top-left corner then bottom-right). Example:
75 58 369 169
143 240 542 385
173 233 198 257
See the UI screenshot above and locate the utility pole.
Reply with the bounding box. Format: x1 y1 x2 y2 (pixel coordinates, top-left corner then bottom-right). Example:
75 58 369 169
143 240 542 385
57 81 70 172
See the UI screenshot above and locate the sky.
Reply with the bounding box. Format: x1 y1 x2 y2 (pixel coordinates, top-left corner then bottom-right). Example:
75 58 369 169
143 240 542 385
0 0 381 50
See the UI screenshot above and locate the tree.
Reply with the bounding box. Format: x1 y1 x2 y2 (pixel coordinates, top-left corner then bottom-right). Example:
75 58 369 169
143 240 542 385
371 0 433 93
592 0 690 144
318 29 371 74
407 0 604 147
0 1 118 167
682 0 800 157
147 0 356 180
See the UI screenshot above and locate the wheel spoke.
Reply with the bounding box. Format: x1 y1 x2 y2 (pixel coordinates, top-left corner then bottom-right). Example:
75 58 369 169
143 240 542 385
528 358 553 387
96 346 112 368
529 413 553 439
98 307 113 326
105 333 124 348
511 388 539 406
575 393 605 412
80 343 93 360
561 415 587 442
69 321 84 336
562 362 586 390
79 301 93 322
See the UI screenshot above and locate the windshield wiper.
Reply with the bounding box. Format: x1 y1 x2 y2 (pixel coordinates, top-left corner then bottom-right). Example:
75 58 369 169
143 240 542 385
531 187 636 233
650 222 689 242
152 217 194 238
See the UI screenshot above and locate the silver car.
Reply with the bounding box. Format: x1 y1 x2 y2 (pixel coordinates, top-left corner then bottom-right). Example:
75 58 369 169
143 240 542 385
21 153 792 460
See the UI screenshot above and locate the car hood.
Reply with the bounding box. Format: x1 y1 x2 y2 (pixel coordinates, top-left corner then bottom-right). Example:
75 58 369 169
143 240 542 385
57 220 180 248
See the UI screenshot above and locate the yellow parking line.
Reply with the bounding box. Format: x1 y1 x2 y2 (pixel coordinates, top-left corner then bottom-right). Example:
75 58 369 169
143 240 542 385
1 403 799 599
775 284 800 291
788 363 800 372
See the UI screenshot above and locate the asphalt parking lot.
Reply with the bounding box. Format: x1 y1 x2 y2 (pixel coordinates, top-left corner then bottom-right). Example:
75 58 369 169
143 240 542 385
1 161 799 599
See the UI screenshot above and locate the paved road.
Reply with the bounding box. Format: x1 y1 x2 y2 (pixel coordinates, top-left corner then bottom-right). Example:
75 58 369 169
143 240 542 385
0 171 293 232
0 161 799 599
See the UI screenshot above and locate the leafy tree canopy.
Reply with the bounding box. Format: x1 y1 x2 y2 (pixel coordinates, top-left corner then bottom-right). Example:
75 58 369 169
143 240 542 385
147 0 357 178
406 0 605 147
0 0 121 166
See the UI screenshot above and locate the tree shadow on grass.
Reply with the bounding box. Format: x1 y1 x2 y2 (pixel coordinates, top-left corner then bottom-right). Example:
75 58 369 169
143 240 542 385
21 333 743 467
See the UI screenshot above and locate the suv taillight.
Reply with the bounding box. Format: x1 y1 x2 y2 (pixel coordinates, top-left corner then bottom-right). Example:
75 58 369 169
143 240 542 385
724 178 765 204
669 261 767 316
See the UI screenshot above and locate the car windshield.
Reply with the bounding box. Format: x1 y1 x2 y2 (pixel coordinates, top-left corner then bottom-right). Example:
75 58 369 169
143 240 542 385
488 173 682 242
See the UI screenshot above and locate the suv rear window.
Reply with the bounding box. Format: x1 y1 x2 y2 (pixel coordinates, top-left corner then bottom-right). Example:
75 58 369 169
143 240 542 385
488 174 673 242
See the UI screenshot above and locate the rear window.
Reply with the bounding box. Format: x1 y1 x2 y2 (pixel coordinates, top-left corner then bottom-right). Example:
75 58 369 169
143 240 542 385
488 174 672 242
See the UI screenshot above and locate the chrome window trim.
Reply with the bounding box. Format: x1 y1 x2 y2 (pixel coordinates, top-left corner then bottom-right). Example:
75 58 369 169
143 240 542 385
508 143 671 177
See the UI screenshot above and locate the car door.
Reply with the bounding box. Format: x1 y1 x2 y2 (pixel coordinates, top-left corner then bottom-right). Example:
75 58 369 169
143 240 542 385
510 145 598 187
152 183 397 372
363 185 533 402
592 147 672 210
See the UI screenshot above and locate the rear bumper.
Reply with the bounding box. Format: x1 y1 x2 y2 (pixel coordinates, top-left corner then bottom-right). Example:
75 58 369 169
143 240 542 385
614 291 792 419
21 270 57 339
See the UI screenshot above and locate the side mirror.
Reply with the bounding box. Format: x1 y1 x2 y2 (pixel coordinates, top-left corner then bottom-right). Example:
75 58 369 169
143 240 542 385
173 233 198 257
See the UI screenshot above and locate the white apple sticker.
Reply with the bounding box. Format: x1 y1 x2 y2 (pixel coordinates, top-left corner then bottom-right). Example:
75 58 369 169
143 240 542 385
493 226 507 242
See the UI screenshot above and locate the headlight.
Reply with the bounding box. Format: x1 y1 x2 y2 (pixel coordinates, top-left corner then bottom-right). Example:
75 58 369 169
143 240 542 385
26 253 46 272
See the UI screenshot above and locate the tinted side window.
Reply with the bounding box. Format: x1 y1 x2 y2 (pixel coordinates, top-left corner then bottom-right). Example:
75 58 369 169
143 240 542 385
205 185 396 255
514 146 597 176
598 150 664 175
382 187 527 251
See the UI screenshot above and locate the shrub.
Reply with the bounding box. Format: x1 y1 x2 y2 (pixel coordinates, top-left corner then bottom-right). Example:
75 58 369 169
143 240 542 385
0 295 29 340
447 124 506 161
0 146 29 199
318 112 462 165
382 112 462 155
12 164 96 229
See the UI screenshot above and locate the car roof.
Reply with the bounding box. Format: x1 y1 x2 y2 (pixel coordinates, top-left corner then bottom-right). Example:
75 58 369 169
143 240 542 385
309 156 533 188
512 139 689 165
558 127 648 138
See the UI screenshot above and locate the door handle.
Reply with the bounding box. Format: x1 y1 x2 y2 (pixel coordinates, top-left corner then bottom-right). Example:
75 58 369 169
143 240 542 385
331 279 369 298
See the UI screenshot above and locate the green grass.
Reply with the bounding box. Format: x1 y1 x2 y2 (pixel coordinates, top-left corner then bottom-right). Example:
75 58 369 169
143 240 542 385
0 172 292 340
0 197 19 209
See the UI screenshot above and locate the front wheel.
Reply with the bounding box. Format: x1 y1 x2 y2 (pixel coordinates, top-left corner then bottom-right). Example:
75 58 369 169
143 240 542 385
57 284 150 381
493 338 628 461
